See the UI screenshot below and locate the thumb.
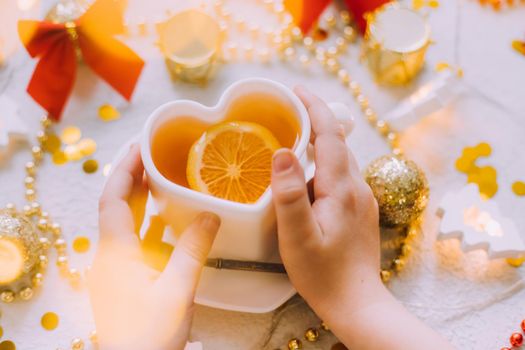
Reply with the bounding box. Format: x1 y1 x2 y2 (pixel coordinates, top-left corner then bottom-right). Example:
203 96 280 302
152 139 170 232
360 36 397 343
271 149 320 247
157 212 220 294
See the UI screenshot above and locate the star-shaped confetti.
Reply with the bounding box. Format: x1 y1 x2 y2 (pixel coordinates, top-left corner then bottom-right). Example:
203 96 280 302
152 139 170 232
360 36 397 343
437 184 525 259
0 94 29 154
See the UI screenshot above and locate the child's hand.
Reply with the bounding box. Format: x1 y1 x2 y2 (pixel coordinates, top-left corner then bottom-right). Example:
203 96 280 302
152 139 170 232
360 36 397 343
271 87 454 350
89 144 220 350
271 86 382 318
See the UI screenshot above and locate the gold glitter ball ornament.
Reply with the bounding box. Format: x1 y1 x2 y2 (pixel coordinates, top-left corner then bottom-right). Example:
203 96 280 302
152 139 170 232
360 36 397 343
0 210 43 286
364 156 429 227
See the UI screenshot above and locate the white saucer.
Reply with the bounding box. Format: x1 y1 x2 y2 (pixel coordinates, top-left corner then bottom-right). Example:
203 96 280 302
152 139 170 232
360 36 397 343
110 135 295 313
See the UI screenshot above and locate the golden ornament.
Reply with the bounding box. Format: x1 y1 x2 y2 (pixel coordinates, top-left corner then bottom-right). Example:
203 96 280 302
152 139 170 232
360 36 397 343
364 156 429 227
0 209 43 287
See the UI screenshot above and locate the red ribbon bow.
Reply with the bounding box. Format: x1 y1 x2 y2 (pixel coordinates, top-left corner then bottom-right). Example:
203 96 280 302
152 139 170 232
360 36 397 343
284 0 392 34
18 0 144 121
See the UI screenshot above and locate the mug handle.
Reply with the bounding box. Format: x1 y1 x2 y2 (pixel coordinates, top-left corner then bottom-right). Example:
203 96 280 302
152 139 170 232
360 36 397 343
303 102 354 182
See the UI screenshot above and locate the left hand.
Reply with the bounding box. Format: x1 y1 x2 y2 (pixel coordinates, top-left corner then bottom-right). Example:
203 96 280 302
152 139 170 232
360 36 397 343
89 144 220 350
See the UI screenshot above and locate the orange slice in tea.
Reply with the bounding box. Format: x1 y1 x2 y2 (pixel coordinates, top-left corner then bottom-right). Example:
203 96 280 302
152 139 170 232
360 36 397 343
187 121 281 203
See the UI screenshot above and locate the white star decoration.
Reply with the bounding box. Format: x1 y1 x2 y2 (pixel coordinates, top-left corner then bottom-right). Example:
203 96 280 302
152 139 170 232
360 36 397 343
0 94 29 154
437 184 525 259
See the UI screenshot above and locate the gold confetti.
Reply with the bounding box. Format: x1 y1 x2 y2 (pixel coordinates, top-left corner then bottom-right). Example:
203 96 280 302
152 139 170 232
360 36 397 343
83 159 99 174
0 326 3 338
61 126 82 145
428 0 440 7
512 40 525 55
41 133 61 153
103 163 112 177
77 138 97 157
506 256 525 267
64 145 83 162
98 104 121 122
512 181 525 196
412 0 425 9
72 236 91 253
0 340 16 350
41 312 59 331
475 142 492 156
52 151 68 165
435 62 451 72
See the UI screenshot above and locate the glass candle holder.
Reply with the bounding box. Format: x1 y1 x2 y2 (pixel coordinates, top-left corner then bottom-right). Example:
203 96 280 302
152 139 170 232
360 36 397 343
158 9 222 84
363 4 431 85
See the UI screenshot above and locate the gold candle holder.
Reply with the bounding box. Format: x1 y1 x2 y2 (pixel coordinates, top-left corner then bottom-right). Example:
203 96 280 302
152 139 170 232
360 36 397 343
157 9 222 84
363 4 431 85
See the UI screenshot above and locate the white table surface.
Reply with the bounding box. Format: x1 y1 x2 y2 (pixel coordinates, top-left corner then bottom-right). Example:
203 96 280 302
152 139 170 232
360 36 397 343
1 0 525 349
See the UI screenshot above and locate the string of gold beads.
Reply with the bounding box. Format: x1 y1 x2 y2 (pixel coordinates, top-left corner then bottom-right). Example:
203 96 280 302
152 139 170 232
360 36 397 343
3 115 98 350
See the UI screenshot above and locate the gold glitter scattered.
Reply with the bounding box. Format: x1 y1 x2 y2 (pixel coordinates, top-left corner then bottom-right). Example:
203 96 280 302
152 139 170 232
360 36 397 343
64 145 84 162
72 236 90 253
41 312 59 331
52 151 68 165
77 138 97 157
82 159 99 174
61 126 82 145
512 181 525 196
98 104 121 122
102 163 112 177
0 340 16 350
41 133 61 154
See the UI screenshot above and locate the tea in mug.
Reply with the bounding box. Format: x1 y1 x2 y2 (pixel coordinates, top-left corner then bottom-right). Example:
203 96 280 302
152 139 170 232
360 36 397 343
151 93 301 203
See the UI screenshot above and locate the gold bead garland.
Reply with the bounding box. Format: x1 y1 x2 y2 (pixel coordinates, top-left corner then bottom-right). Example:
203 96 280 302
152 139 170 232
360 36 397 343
1 115 97 349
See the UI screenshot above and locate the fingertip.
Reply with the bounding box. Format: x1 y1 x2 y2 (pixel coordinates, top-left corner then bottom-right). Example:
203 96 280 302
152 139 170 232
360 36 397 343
195 212 221 236
272 148 295 174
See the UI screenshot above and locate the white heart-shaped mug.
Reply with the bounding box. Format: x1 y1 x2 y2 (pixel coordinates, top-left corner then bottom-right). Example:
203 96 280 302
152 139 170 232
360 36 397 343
141 78 353 261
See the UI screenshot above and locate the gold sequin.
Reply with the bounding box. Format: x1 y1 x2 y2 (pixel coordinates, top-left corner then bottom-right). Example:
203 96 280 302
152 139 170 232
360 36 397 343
64 145 84 162
0 340 15 350
98 104 121 122
82 159 99 174
41 133 61 154
41 312 59 331
61 126 82 145
512 181 525 196
72 236 90 253
52 151 68 165
77 139 97 157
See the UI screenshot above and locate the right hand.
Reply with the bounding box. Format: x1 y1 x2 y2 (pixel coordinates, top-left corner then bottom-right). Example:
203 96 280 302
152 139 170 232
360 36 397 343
272 87 455 350
271 86 383 319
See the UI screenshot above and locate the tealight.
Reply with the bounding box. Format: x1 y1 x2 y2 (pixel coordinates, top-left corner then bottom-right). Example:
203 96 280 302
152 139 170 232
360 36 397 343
157 10 222 84
364 4 431 85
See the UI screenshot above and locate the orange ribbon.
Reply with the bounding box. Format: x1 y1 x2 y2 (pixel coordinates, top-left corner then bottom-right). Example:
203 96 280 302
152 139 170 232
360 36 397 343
284 0 392 34
18 0 144 121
